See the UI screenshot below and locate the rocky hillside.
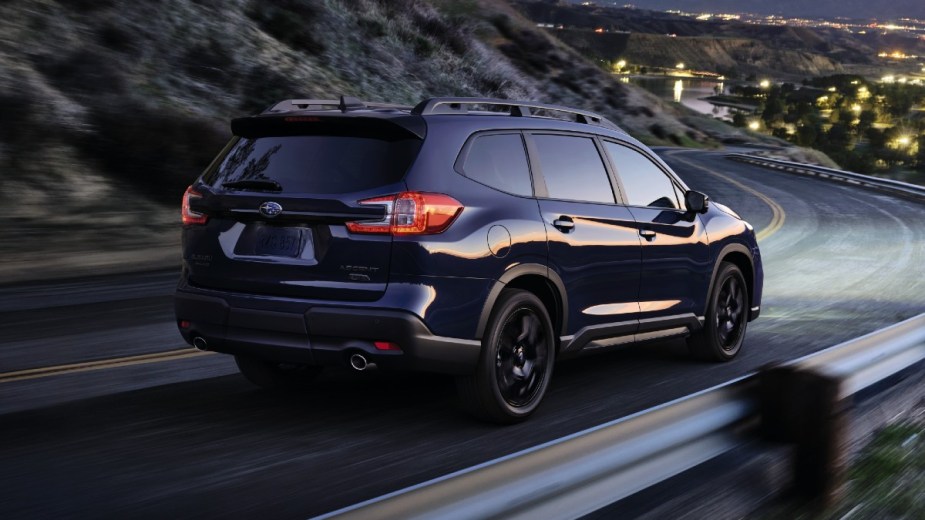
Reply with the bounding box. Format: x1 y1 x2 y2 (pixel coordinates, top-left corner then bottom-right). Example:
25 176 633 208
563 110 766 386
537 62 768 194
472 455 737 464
0 0 764 278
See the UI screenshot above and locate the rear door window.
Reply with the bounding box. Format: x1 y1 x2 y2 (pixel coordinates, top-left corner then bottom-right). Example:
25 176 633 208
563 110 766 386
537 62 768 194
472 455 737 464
203 136 421 194
532 134 615 204
461 134 533 196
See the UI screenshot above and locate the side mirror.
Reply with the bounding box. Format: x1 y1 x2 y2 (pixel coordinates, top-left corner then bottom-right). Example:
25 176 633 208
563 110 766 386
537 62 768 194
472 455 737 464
685 190 709 214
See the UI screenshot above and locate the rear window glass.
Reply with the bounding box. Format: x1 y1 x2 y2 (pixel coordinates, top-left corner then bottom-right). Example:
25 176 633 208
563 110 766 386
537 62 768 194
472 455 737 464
462 134 533 196
203 136 421 193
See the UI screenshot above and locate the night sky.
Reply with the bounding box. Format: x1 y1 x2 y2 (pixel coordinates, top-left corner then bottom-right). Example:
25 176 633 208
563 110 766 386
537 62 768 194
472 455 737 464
594 0 925 20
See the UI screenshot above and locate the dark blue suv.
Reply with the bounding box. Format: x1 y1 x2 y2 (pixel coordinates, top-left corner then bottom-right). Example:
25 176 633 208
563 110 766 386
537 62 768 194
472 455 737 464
175 96 763 423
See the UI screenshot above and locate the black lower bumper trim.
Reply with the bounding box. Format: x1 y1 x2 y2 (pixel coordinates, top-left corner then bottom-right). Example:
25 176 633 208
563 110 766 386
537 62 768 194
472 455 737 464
175 292 481 375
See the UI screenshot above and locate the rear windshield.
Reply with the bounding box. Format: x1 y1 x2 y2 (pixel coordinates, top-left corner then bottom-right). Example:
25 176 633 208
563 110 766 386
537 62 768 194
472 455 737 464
203 136 421 193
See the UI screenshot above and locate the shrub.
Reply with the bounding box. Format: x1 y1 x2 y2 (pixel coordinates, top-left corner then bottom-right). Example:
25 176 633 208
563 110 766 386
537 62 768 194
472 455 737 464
0 91 36 145
33 48 127 97
239 65 302 113
96 22 137 54
246 0 325 55
183 38 235 83
649 124 668 140
78 103 227 203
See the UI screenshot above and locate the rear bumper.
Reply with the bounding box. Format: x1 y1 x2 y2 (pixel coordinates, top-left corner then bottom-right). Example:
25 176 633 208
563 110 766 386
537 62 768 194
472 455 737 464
175 291 481 374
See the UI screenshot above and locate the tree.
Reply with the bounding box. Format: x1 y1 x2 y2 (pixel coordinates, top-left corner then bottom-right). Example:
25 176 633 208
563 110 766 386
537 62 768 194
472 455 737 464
917 136 925 169
796 124 818 147
827 122 852 151
762 95 784 121
732 112 748 127
858 110 876 131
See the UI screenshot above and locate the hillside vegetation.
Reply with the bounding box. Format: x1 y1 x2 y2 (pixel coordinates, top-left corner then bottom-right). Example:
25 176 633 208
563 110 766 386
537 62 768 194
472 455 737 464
0 0 765 279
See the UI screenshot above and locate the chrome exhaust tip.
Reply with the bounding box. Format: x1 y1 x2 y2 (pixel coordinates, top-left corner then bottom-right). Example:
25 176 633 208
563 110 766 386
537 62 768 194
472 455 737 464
192 336 209 351
350 353 369 371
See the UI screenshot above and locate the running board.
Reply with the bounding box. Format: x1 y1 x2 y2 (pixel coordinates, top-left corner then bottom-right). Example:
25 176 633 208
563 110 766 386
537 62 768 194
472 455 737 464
560 314 701 357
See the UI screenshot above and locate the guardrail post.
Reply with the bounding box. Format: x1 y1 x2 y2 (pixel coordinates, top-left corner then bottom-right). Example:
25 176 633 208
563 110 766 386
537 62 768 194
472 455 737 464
759 366 847 506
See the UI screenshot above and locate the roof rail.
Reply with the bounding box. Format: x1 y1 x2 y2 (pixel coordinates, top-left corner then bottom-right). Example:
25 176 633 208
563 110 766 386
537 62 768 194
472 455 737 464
411 97 624 132
266 96 414 114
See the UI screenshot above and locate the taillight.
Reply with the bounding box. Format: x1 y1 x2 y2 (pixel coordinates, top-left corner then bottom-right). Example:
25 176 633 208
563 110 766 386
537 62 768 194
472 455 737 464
346 192 463 235
374 341 401 351
181 186 208 226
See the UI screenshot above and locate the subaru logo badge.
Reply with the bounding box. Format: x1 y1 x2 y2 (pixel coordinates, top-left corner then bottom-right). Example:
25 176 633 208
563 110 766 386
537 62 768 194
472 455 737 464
259 201 283 218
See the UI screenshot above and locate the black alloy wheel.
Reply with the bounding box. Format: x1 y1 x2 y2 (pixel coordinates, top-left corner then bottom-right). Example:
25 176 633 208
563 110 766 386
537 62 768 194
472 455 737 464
495 307 548 407
715 272 746 351
457 289 555 423
688 262 748 361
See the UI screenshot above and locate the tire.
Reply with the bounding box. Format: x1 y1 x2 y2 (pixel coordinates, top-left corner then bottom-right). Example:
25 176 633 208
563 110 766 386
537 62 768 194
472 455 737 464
234 355 322 391
457 289 555 423
688 262 749 362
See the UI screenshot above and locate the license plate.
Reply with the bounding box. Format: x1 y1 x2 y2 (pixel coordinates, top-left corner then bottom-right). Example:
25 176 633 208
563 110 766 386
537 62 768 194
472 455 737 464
255 227 303 257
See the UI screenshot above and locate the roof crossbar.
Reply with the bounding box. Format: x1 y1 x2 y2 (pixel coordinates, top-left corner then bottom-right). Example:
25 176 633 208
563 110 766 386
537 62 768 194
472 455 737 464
411 97 623 132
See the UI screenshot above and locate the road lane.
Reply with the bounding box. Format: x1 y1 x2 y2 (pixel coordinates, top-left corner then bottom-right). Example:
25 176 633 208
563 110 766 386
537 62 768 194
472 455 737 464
1 149 924 519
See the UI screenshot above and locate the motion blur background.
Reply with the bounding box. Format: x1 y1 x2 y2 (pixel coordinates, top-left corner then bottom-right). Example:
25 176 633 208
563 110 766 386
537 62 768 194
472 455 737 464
0 0 759 283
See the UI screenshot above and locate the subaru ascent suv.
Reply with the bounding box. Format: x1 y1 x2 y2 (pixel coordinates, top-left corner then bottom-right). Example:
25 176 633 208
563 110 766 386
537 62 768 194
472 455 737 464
175 96 763 423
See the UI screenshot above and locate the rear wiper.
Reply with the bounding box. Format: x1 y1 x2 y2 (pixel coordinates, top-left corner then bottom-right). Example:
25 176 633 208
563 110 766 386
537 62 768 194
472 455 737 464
221 179 283 191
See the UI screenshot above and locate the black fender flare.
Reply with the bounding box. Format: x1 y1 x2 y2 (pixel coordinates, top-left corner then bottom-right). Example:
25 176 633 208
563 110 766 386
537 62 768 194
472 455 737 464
704 242 755 318
475 264 568 340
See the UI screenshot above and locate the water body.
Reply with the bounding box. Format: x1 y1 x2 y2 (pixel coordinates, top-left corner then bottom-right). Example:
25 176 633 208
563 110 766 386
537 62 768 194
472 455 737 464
627 77 736 121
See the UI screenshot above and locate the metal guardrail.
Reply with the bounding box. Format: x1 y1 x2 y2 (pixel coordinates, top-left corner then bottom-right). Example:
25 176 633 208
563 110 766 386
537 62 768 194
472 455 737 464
317 380 757 520
726 153 925 202
316 313 925 519
794 314 925 400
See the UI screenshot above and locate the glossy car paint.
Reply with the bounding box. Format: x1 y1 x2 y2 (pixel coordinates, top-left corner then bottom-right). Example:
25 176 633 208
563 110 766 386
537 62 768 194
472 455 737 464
538 198 642 333
176 109 762 374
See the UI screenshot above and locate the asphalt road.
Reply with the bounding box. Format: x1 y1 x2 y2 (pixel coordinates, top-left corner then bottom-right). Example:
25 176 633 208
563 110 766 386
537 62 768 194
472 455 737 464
1 149 923 519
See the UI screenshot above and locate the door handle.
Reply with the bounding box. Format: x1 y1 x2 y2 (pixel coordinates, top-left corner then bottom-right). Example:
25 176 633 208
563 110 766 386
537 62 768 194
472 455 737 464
639 229 657 241
553 216 575 233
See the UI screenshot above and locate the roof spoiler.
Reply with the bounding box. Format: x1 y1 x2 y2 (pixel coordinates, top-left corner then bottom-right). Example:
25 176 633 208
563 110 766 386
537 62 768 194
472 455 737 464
265 96 414 114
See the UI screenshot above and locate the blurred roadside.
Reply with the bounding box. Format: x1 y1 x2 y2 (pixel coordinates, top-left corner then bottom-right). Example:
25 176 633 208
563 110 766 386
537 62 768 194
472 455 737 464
0 0 796 286
0 234 178 285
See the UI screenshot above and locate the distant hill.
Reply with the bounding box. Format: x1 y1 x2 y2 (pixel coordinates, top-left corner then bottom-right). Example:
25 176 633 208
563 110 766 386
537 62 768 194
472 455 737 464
571 0 925 20
522 1 925 78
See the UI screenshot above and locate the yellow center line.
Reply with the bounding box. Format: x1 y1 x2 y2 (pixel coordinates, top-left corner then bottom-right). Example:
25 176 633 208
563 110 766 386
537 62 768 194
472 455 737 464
666 151 786 242
0 349 214 384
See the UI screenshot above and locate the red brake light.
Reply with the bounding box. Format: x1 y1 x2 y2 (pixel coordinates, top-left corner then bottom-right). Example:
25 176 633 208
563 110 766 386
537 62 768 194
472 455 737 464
373 341 401 351
181 186 208 226
346 192 463 236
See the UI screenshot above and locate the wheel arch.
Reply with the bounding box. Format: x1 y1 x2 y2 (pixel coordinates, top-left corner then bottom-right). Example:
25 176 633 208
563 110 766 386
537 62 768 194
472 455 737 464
707 243 755 320
476 264 567 343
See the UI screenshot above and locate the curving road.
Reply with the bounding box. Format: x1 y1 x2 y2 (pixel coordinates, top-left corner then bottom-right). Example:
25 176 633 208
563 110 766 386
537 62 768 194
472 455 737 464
1 149 924 519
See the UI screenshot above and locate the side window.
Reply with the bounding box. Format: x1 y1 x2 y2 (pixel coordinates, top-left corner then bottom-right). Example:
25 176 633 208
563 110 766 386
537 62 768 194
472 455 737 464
532 135 615 204
462 134 533 196
604 142 680 209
